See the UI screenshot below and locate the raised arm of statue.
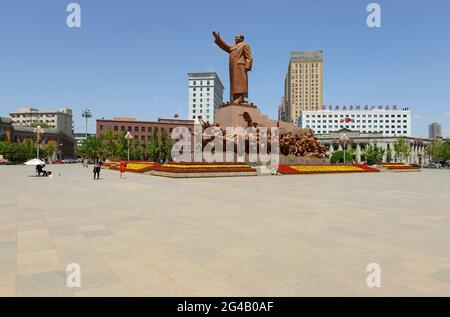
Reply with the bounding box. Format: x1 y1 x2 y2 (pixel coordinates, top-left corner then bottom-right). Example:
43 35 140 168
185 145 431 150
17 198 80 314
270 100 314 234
212 31 231 53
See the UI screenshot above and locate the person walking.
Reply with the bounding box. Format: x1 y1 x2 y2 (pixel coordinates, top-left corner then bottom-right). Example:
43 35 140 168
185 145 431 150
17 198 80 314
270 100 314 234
93 157 103 180
119 158 127 179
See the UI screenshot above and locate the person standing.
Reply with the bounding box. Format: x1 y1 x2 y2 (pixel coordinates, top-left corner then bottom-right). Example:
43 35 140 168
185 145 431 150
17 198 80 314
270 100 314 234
93 158 103 180
119 158 127 179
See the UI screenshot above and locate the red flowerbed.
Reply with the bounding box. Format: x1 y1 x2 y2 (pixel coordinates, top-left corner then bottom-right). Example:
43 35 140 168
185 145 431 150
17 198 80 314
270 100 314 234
167 161 250 166
378 162 405 166
278 164 380 174
109 161 157 173
385 165 419 170
378 162 419 170
153 162 256 173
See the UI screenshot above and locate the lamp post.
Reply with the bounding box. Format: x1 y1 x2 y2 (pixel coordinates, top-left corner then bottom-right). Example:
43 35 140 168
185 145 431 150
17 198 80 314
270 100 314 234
33 125 45 159
125 132 132 161
82 109 92 139
340 133 350 164
59 143 63 160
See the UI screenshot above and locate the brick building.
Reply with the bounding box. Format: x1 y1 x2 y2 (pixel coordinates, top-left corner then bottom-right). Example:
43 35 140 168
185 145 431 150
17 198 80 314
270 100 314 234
12 126 75 158
96 117 195 143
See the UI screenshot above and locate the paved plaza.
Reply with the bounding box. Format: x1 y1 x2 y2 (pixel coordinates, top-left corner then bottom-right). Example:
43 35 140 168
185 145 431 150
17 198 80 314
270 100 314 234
0 164 449 296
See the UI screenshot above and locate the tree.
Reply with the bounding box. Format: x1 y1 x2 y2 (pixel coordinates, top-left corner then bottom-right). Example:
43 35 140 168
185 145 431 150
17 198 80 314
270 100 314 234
330 151 353 164
100 129 118 159
147 128 159 162
427 139 450 165
115 131 129 160
363 144 385 165
0 140 35 163
78 135 101 160
130 140 145 160
393 138 411 162
386 147 393 162
158 128 172 163
45 144 56 160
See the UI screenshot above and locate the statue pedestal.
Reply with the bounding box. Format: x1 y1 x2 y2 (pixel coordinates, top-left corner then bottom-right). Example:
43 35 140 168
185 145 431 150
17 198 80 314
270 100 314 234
215 103 309 135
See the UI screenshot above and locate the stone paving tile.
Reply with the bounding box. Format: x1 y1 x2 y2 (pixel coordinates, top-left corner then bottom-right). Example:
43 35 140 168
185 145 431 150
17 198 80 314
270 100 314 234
17 236 54 253
48 225 80 237
17 259 63 276
74 283 132 297
81 229 114 237
118 269 173 290
16 271 73 297
0 286 15 296
167 267 223 289
75 269 122 291
152 255 204 275
131 282 192 297
430 269 450 284
188 281 250 297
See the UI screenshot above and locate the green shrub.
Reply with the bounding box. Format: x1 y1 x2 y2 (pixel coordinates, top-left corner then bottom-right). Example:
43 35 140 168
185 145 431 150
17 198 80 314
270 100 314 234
0 141 36 163
330 151 353 164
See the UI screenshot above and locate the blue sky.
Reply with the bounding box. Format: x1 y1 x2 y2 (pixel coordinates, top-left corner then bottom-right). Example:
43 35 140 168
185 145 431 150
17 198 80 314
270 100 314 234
1 0 449 137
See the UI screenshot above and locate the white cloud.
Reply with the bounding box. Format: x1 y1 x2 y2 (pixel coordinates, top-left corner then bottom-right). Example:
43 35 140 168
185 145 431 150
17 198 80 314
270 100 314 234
413 115 422 120
445 112 450 117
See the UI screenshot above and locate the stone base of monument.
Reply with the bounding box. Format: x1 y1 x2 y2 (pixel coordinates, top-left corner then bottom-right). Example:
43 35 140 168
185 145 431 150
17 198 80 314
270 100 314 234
215 102 310 135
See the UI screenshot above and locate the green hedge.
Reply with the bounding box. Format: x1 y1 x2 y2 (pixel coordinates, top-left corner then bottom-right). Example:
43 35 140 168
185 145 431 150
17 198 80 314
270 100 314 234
330 151 353 164
0 140 39 163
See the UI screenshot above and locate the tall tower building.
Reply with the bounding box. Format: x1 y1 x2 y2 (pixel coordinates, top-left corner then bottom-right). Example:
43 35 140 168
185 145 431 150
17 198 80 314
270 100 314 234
187 72 224 123
281 51 323 123
428 122 442 139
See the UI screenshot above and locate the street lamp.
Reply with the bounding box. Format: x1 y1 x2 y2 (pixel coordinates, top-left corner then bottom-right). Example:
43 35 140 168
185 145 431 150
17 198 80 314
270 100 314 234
340 133 350 164
125 132 133 161
33 125 45 159
82 109 92 139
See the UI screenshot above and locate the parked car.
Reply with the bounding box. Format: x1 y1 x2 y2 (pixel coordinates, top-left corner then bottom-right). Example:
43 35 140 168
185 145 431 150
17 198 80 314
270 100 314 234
424 162 442 169
410 163 422 168
52 159 64 164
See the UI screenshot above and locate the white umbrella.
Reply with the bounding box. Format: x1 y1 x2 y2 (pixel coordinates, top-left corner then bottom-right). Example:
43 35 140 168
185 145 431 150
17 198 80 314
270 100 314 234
24 158 45 166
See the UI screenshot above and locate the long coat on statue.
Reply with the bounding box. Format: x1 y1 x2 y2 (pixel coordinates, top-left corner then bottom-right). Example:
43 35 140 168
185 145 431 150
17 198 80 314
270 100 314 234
214 37 253 99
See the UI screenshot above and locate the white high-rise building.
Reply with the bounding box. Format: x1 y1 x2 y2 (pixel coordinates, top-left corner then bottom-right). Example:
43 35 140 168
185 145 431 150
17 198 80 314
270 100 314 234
298 105 412 137
188 72 224 123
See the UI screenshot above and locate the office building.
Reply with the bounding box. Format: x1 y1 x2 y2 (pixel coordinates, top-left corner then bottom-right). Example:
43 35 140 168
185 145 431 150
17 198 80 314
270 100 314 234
298 105 411 137
281 51 323 123
187 72 224 123
10 107 73 136
428 122 442 139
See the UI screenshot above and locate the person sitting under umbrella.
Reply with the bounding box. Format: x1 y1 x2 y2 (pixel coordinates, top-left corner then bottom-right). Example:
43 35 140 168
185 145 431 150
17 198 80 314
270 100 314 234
36 164 46 176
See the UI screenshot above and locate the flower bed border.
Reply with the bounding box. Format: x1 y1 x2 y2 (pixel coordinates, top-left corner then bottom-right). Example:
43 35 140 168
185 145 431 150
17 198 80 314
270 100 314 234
278 164 380 174
109 161 157 173
153 162 256 173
